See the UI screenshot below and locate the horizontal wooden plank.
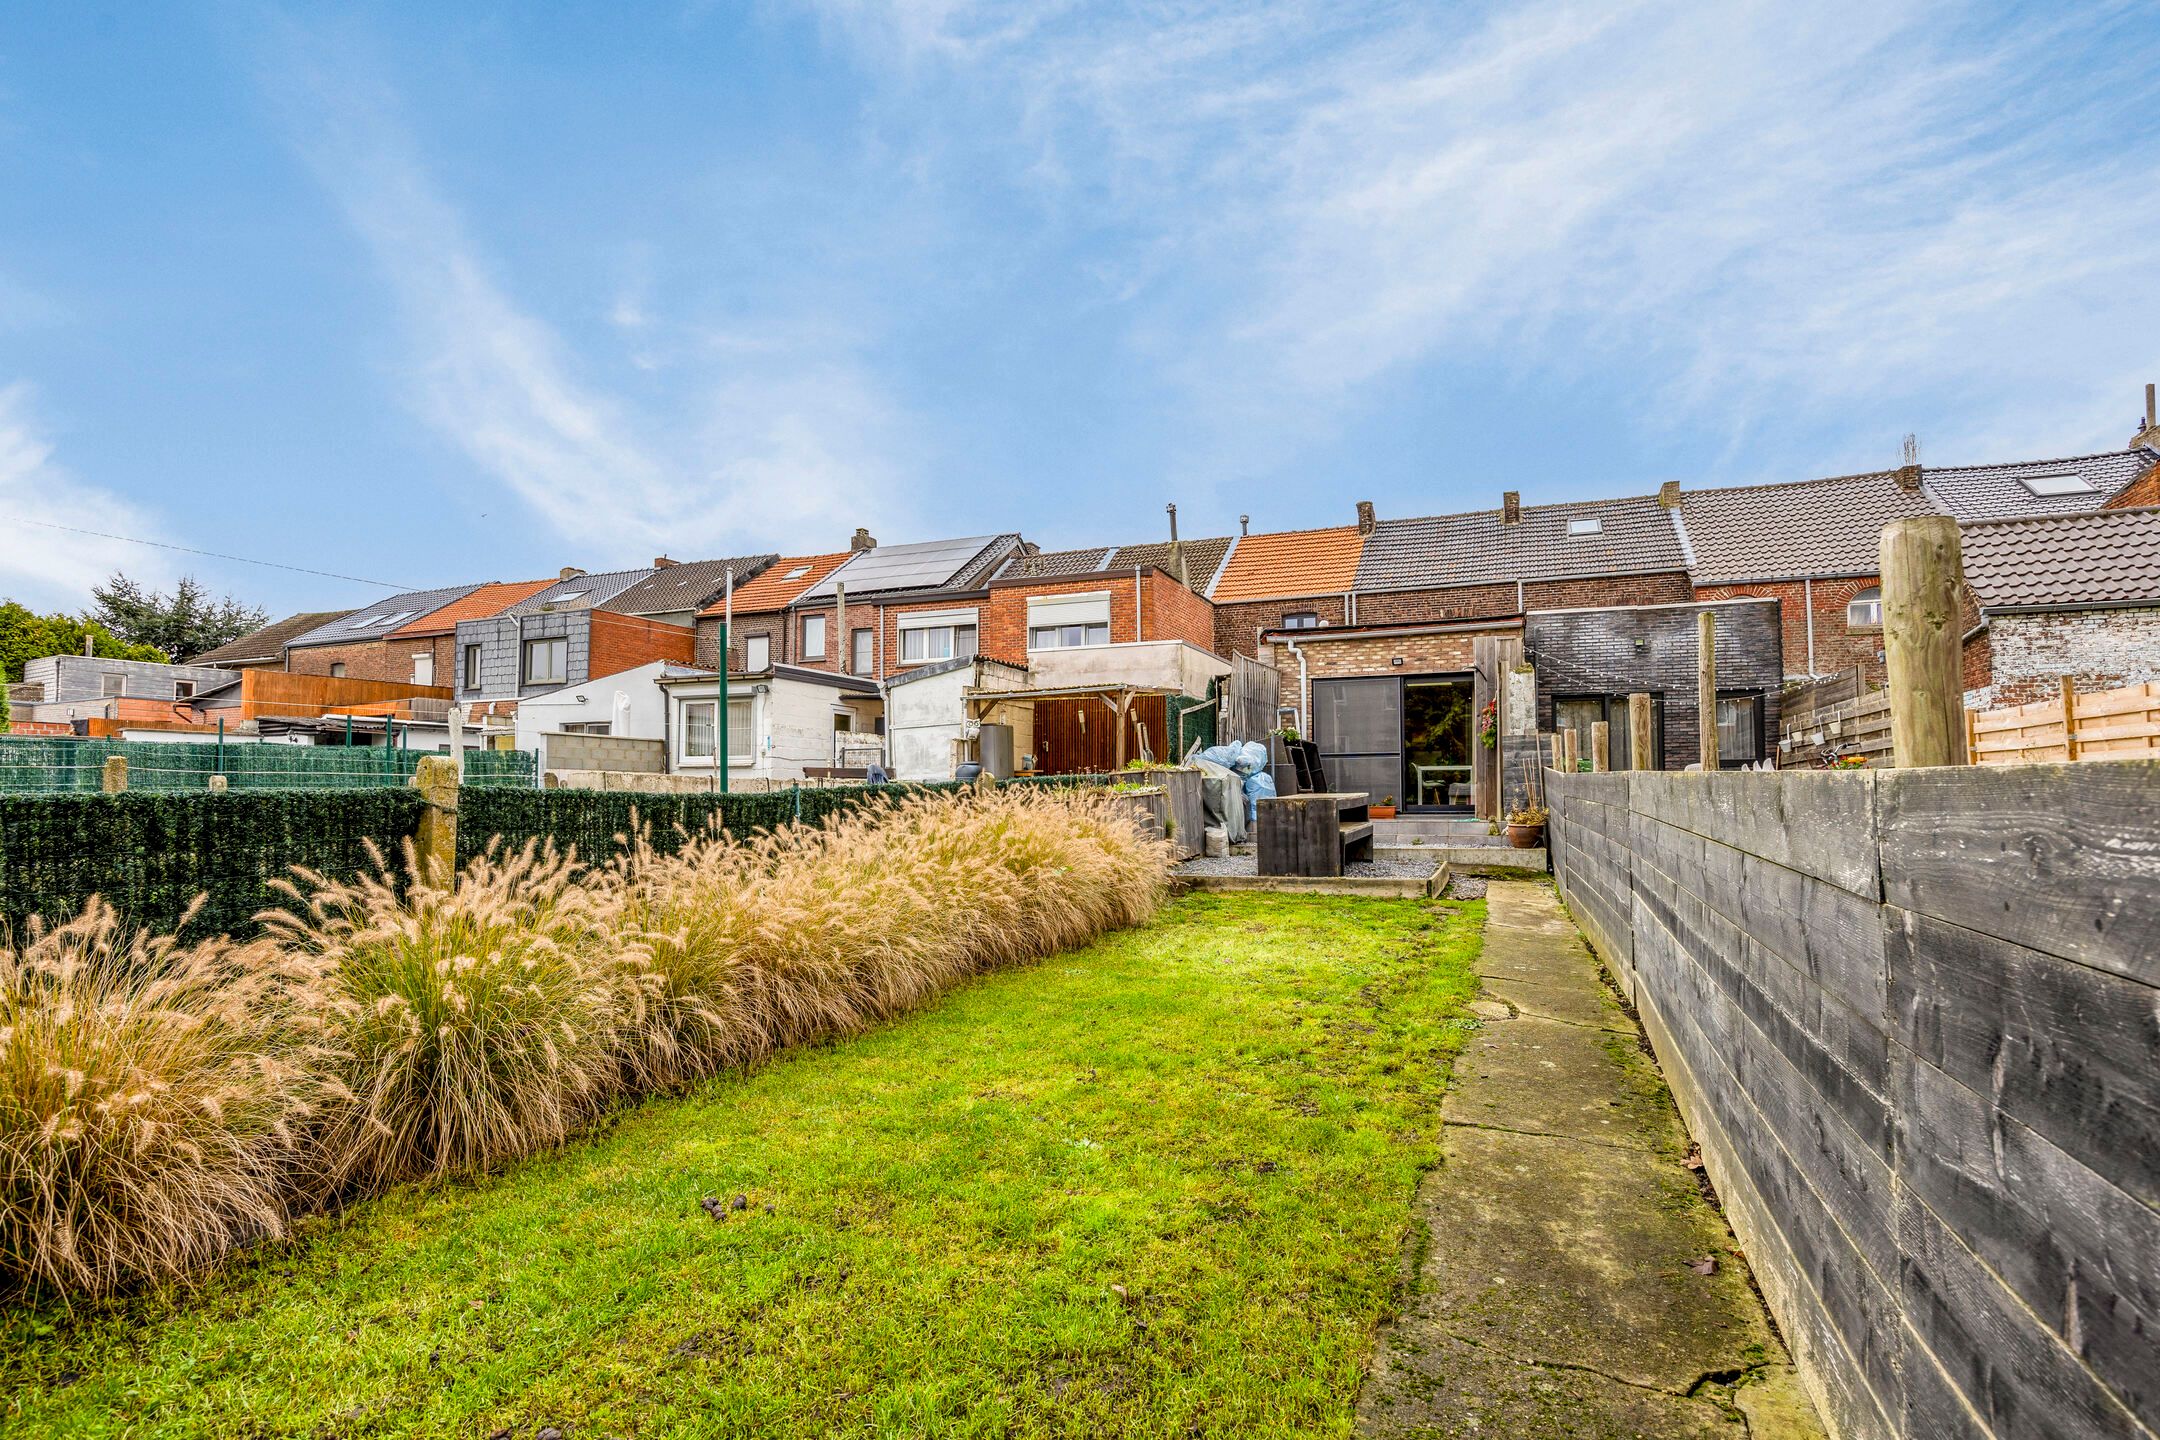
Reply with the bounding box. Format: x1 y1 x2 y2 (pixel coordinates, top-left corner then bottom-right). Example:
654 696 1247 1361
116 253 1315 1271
1888 907 2160 1207
1627 771 1881 899
1893 1050 2160 1424
1876 762 2160 986
1896 1196 2151 1439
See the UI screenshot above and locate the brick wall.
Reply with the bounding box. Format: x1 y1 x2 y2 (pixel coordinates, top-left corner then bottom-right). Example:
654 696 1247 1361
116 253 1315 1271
1212 593 1348 660
542 731 668 774
1965 606 2160 709
1141 570 1217 653
1355 583 1517 626
1695 576 1887 683
287 639 433 684
587 611 694 681
1524 600 1785 769
695 611 790 672
2103 459 2160 508
1262 630 1488 719
980 575 1141 666
878 595 988 679
1525 572 1694 609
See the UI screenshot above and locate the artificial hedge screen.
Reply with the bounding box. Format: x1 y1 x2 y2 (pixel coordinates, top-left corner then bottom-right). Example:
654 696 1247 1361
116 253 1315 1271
0 789 427 940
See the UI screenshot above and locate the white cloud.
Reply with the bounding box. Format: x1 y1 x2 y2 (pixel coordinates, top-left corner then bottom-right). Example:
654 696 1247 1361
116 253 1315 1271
260 23 917 560
809 0 2160 472
0 383 175 609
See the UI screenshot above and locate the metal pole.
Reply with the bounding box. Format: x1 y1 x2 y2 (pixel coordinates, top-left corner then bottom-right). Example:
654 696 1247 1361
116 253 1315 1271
217 717 225 777
717 621 731 795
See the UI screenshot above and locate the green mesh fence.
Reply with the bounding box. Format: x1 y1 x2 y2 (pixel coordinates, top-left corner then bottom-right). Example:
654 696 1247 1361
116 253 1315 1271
456 781 971 866
0 735 536 794
0 789 428 940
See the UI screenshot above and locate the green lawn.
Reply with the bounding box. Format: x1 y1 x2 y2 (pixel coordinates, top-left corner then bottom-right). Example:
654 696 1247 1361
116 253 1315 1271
3 892 1481 1439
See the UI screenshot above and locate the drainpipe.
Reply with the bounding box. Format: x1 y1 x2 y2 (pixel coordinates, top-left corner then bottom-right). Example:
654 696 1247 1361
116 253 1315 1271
1134 566 1145 641
1803 577 1817 677
1345 591 1356 625
1284 634 1311 735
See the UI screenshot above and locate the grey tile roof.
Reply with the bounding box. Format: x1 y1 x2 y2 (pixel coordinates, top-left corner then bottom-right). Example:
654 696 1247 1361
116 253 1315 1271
1677 471 1939 584
1961 507 2160 611
185 611 346 665
796 534 1021 602
504 568 655 616
1355 495 1687 593
994 536 1235 589
1922 448 2158 522
284 585 484 649
600 555 779 617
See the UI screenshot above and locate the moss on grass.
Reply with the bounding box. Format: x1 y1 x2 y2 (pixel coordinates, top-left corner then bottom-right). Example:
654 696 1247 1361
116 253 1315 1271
3 892 1481 1439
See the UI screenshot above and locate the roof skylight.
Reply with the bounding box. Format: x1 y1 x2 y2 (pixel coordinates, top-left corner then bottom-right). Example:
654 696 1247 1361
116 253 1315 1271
1566 517 1604 536
2018 473 2095 496
783 565 812 580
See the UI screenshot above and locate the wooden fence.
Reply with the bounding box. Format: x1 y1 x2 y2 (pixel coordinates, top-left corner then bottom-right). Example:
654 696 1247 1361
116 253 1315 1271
1777 685 1891 768
1970 678 2160 765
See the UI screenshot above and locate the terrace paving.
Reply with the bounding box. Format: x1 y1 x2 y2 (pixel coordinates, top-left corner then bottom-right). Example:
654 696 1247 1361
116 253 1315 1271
1356 880 1824 1439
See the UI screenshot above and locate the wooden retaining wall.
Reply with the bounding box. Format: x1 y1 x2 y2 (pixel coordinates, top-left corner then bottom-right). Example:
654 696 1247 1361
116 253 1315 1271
1545 762 2159 1440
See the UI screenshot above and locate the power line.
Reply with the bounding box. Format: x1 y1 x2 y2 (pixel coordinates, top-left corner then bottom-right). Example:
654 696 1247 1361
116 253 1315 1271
1 514 412 590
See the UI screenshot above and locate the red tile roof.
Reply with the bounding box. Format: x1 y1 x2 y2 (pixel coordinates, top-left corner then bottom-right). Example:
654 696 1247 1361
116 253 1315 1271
700 553 856 615
389 579 556 637
1210 526 1367 603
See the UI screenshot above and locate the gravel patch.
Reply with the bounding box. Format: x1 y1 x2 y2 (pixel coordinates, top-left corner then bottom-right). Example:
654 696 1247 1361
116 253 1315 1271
1175 855 1441 880
1446 874 1489 900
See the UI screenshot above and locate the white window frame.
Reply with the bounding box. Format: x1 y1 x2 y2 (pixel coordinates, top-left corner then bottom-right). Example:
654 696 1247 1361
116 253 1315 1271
1845 586 1882 629
462 643 483 690
1028 621 1111 650
743 633 770 671
1567 517 1604 537
1281 611 1321 630
100 673 126 698
412 652 434 685
679 695 756 767
851 627 874 675
173 680 195 700
898 608 980 665
802 614 827 659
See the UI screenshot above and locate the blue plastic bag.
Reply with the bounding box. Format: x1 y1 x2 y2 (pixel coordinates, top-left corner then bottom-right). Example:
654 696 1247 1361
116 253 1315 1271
1241 767 1276 821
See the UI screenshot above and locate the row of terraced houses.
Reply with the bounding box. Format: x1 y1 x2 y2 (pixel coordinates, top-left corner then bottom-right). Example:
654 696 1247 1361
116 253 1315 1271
13 392 2160 817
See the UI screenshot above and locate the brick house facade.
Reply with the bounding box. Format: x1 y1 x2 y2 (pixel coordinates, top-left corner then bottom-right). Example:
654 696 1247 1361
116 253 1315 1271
1692 575 1887 685
1962 608 2160 709
285 637 430 684
1212 593 1350 660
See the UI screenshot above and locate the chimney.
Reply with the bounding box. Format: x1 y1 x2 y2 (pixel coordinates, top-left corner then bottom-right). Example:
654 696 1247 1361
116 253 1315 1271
2134 382 2160 449
1355 500 1376 534
651 556 677 569
850 527 877 552
1166 502 1188 586
1657 480 1681 509
1895 433 1923 492
559 566 586 581
85 631 96 657
1239 514 1250 537
1502 491 1521 524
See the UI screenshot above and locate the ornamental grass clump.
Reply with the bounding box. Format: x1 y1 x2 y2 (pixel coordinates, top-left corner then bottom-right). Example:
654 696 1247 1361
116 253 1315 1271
4 783 1172 1298
0 899 320 1300
264 841 634 1197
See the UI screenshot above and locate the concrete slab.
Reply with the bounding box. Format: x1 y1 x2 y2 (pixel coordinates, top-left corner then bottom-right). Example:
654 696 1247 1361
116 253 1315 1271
1170 865 1448 899
1378 843 1548 874
1447 1016 1677 1149
1356 879 1825 1438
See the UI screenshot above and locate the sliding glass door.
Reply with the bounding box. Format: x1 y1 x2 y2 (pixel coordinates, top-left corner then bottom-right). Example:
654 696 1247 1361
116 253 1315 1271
1402 679 1474 809
1309 673 1475 812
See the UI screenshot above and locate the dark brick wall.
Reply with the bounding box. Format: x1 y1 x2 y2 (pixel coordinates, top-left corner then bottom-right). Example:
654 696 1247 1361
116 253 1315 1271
1211 593 1348 660
1525 600 1784 769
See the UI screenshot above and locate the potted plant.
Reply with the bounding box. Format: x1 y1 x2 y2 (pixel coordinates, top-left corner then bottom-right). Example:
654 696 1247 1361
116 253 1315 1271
1370 793 1397 820
1476 698 1499 750
1504 801 1548 849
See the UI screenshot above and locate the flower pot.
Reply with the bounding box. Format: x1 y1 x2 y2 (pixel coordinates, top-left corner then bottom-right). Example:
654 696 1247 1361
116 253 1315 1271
1505 822 1544 849
1369 805 1397 820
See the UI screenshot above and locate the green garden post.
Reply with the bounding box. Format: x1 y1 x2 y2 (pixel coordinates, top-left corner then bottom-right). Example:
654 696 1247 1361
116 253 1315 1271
717 622 730 795
216 717 225 778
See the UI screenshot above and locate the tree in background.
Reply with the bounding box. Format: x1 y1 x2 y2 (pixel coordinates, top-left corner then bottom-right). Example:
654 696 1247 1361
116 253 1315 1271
0 601 168 684
0 669 9 732
86 573 267 661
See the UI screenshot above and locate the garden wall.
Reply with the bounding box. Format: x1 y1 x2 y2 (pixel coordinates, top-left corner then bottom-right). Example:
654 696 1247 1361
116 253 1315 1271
1545 762 2159 1440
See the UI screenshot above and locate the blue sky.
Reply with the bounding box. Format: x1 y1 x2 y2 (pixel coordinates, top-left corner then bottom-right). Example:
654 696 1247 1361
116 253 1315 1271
2 2 2157 617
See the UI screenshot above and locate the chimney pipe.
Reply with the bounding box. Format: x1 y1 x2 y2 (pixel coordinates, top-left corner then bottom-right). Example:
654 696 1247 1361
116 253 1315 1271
1165 503 1188 586
850 527 876 553
1239 514 1250 537
85 631 96 657
1355 500 1376 534
1502 491 1521 525
1657 480 1681 509
2137 383 2160 448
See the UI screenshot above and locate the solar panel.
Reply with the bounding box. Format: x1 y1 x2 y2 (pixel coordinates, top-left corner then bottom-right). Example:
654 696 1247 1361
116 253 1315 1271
799 536 997 598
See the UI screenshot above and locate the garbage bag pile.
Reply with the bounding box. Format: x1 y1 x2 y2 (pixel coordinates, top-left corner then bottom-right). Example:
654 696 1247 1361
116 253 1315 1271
1196 740 1276 825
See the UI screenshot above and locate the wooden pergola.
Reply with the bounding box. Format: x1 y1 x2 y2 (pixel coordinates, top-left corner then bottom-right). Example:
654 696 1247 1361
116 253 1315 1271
961 681 1186 769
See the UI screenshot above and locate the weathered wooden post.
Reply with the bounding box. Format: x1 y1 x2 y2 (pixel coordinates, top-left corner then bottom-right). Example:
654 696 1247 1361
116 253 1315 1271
1697 609 1718 771
413 754 459 883
1556 729 1576 772
1591 720 1611 772
1628 693 1655 770
1880 516 1969 767
2058 676 2080 763
101 755 127 792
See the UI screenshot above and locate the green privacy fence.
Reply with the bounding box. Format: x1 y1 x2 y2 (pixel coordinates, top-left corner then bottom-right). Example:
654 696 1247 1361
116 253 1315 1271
0 789 429 940
0 735 536 794
0 778 1034 940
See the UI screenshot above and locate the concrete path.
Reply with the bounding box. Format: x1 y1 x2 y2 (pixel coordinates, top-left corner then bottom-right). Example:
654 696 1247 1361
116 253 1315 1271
1356 880 1825 1439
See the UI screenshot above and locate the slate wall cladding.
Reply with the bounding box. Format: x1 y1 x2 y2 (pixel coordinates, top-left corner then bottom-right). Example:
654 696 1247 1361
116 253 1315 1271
1525 600 1784 769
1545 763 2160 1440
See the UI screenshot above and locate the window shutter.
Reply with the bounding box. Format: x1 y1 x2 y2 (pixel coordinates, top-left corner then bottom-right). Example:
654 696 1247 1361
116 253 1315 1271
1025 593 1111 628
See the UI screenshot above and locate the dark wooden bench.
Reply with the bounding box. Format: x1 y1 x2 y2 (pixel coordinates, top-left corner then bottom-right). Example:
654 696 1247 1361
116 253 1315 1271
1256 792 1373 877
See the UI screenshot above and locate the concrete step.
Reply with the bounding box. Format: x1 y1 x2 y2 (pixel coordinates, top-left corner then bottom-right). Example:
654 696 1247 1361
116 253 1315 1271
1378 843 1547 874
1375 817 1494 843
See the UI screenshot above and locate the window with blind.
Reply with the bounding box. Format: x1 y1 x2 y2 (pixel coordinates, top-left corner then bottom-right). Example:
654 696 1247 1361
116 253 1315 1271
1026 592 1111 650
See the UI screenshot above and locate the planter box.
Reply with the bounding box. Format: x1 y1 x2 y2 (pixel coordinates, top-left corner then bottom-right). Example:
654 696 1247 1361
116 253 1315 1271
1131 766 1205 859
1103 786 1170 845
